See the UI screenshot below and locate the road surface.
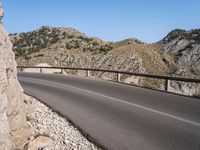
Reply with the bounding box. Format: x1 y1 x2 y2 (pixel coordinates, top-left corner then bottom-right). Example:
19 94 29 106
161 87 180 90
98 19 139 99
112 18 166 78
18 72 200 150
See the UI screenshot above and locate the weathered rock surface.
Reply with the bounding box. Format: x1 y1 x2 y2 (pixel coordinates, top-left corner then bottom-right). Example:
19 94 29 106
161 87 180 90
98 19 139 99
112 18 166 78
0 25 31 150
159 29 200 96
26 136 53 150
159 29 200 73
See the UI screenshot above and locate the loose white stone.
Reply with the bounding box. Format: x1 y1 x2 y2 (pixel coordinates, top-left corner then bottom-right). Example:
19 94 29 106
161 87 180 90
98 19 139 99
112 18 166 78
26 96 102 150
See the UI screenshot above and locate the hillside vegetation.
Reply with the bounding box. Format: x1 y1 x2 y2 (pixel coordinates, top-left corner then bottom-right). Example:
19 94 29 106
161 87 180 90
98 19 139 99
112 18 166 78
10 26 113 60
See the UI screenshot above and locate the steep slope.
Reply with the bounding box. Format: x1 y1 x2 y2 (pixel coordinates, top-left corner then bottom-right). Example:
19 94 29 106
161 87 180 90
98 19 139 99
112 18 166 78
159 29 200 74
157 29 200 96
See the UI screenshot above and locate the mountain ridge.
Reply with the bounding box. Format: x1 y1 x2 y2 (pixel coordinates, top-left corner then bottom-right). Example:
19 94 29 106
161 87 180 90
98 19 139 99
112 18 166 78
10 26 200 97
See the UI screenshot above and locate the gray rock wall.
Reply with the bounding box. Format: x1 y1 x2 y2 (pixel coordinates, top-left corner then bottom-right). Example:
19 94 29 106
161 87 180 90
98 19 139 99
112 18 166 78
0 26 31 149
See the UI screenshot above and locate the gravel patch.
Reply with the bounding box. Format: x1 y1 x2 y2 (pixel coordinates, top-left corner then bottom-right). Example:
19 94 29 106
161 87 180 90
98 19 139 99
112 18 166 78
26 96 103 150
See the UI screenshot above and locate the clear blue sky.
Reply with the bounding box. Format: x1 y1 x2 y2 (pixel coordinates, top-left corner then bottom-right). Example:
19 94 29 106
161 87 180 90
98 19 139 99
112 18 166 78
3 0 200 43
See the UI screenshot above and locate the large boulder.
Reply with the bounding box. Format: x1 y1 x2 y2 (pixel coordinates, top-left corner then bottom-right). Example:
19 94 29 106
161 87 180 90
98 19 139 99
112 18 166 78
0 25 32 149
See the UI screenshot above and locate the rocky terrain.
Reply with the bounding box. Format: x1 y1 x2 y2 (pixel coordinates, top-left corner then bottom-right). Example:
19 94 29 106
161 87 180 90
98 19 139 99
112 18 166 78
10 26 200 97
157 29 200 96
159 29 200 73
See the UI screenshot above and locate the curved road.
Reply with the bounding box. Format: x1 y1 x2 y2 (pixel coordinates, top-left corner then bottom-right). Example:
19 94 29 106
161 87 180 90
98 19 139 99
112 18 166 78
18 72 200 150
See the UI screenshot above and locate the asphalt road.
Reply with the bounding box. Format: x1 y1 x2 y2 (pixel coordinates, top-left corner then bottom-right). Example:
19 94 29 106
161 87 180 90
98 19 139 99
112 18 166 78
18 72 200 150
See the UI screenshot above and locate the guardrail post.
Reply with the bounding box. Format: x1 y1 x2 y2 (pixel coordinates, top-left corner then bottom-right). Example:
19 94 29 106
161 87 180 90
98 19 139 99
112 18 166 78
117 73 121 82
61 69 63 74
20 67 23 72
40 67 43 73
165 79 169 91
87 70 90 77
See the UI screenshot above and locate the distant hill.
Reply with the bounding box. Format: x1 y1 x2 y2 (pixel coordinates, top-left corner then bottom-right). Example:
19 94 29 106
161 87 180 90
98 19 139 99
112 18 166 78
10 26 200 97
10 26 113 58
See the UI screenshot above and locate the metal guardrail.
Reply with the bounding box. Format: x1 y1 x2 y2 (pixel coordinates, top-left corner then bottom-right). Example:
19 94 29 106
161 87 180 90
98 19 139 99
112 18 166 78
17 66 200 92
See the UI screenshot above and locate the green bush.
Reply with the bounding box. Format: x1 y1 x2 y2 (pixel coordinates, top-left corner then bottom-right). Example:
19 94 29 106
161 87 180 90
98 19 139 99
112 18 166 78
34 54 44 57
66 43 73 49
98 44 113 53
25 56 31 60
15 48 26 56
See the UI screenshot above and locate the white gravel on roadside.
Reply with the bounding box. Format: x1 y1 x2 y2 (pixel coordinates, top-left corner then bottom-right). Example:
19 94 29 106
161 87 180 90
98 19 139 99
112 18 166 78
27 96 102 150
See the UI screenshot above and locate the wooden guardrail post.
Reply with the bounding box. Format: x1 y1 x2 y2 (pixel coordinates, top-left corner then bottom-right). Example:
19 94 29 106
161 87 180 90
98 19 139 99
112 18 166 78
40 67 43 73
117 73 121 82
87 70 90 77
165 79 169 91
61 68 63 74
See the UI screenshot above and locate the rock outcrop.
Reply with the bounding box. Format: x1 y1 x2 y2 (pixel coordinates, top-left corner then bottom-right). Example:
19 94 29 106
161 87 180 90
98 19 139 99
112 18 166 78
158 29 200 96
0 25 31 149
159 29 200 74
26 136 53 150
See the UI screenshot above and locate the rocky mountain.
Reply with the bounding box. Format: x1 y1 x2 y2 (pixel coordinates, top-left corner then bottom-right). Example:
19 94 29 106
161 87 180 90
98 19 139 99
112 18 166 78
159 29 200 74
157 29 200 96
10 26 200 97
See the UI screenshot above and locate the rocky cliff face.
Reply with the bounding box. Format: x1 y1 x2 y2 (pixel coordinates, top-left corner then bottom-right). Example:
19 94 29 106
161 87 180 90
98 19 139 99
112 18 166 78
0 26 31 150
158 29 200 97
159 29 200 74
